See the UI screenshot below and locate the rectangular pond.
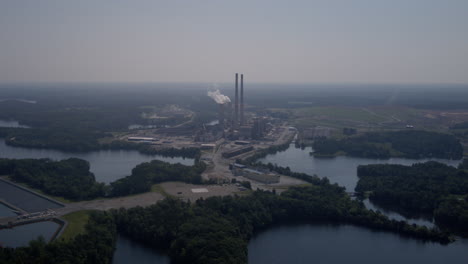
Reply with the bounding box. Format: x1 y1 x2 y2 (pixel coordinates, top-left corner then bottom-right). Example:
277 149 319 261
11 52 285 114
0 221 61 248
0 180 63 213
0 202 17 218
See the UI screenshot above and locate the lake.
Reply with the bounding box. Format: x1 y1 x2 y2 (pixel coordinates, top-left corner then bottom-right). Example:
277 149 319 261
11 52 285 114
0 139 194 184
0 221 61 248
258 144 461 191
0 202 17 217
248 224 468 264
0 120 29 128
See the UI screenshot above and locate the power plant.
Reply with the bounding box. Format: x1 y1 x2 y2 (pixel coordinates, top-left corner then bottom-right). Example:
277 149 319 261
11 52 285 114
200 73 270 141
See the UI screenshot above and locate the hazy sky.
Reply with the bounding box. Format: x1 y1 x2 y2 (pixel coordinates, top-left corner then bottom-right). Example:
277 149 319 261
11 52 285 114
1 0 467 84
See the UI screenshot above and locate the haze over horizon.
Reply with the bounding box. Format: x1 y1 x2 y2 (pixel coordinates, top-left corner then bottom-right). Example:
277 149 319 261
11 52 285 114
1 0 468 84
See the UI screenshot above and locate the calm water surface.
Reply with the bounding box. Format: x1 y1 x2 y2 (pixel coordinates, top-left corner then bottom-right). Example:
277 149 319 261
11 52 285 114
248 224 468 264
0 120 29 128
0 221 60 248
0 202 16 217
0 139 194 183
259 144 460 191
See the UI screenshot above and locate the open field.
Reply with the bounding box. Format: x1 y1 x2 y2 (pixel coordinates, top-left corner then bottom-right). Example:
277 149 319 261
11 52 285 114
60 210 93 241
275 106 468 131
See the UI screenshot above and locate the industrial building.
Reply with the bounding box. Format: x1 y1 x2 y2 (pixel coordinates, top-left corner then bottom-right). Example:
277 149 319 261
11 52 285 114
229 164 280 184
222 146 254 158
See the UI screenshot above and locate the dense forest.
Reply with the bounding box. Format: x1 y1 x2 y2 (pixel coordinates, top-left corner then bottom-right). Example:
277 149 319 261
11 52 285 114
0 158 105 200
312 130 463 159
0 158 206 200
0 212 117 264
113 185 452 264
109 160 206 197
356 161 468 232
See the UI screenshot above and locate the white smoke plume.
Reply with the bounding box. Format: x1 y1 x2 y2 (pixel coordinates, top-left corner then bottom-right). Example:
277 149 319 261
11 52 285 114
208 89 231 104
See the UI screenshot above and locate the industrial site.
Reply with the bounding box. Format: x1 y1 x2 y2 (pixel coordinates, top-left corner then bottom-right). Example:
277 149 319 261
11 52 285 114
122 73 299 190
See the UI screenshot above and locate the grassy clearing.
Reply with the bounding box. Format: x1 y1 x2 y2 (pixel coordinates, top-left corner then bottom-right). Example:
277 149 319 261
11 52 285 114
151 184 171 197
60 210 94 241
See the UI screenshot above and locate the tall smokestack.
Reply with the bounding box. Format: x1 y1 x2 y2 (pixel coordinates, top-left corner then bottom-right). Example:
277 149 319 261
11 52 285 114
219 104 225 128
240 74 244 126
234 73 239 128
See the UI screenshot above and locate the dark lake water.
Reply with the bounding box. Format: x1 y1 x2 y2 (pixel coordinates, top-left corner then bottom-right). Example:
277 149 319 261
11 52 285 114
0 202 16 217
248 224 468 264
0 139 194 184
258 144 461 191
0 120 29 128
0 221 60 248
113 235 170 264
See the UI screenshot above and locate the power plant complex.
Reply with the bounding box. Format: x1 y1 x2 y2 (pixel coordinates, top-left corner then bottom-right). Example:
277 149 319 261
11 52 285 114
202 73 269 141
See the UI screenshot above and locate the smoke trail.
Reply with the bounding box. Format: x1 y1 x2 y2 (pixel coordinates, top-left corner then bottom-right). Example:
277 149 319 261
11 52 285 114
208 89 231 104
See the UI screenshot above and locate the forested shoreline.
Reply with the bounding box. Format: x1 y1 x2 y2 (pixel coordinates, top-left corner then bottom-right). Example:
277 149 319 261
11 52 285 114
0 128 201 159
312 130 463 159
356 161 468 233
0 158 206 200
1 185 453 264
0 212 117 264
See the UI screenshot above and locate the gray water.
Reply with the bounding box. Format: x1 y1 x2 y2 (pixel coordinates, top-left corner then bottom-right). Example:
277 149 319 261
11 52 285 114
259 144 461 191
248 224 468 264
0 139 194 184
0 202 17 217
0 120 29 128
113 235 170 264
0 221 60 248
0 180 63 212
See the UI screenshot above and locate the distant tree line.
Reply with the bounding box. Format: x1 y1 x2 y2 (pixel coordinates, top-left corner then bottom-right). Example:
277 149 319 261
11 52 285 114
356 161 468 233
103 140 201 159
312 130 463 159
0 158 206 200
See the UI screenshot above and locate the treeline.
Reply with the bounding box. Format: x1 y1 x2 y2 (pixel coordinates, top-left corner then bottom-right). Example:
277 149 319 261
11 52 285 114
0 158 206 200
0 127 107 152
0 127 201 159
113 185 452 264
109 160 206 197
312 130 463 159
0 212 117 264
0 158 105 200
356 161 468 233
103 140 201 159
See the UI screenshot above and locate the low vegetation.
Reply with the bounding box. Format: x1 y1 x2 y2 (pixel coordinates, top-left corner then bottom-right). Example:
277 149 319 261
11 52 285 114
60 210 94 241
